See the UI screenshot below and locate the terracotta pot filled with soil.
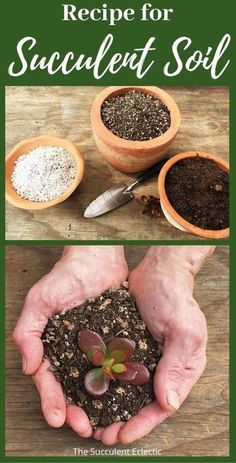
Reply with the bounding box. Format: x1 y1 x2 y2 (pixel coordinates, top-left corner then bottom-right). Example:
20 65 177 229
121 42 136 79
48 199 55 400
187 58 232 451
42 285 161 429
91 86 181 173
158 152 229 239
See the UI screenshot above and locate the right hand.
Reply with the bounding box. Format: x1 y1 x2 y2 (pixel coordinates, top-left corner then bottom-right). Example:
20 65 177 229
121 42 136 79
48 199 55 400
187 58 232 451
13 246 128 437
93 245 214 445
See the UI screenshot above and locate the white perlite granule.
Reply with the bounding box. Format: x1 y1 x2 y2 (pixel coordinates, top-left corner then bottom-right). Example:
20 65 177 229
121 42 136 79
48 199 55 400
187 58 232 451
11 145 77 202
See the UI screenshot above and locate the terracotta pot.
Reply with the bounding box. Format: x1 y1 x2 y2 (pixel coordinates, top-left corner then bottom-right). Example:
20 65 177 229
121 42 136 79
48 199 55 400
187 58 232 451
91 86 181 173
5 135 84 210
158 151 229 239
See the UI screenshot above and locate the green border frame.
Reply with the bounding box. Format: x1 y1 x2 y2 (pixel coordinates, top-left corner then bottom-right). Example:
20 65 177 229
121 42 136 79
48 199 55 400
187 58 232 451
1 0 235 460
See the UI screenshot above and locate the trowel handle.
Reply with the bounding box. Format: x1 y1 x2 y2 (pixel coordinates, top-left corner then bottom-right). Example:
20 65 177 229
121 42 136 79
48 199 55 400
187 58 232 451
136 157 170 184
124 157 170 193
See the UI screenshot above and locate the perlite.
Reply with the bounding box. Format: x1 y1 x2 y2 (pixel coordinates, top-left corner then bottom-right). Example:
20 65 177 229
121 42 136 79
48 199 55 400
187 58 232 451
101 90 171 141
11 145 76 202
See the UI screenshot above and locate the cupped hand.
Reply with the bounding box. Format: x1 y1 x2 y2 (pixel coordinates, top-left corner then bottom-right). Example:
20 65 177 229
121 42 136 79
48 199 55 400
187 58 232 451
93 245 215 445
13 246 128 437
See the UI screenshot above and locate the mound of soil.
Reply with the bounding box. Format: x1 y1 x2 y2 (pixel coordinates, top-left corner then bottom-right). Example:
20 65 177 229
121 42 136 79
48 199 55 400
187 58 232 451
101 90 171 141
42 285 161 429
165 157 229 230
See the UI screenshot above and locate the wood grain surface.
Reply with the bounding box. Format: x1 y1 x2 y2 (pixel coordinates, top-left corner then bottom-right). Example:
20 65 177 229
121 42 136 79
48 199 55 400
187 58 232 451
6 246 229 456
5 87 229 241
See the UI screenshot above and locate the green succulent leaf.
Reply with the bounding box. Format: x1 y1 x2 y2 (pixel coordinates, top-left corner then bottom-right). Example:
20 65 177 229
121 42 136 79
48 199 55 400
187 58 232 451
112 363 127 373
78 329 106 355
87 347 105 366
102 367 115 380
107 338 135 363
84 368 110 396
117 362 150 385
103 358 115 369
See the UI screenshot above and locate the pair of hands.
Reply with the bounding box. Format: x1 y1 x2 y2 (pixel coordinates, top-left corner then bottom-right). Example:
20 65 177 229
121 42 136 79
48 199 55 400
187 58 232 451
13 245 214 445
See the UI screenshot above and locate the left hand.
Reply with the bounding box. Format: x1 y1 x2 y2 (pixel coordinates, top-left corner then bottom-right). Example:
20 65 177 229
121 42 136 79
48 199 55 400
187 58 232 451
13 245 128 438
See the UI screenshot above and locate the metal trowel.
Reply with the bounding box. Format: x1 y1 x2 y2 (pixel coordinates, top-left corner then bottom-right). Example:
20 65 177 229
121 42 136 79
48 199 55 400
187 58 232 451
84 158 169 218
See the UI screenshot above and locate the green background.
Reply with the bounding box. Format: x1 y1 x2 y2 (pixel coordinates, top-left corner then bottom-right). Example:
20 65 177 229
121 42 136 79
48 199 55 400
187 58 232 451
0 0 234 462
1 0 234 85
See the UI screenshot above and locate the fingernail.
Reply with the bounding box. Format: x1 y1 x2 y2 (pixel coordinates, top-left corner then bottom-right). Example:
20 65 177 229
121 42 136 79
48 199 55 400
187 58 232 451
22 356 27 373
48 408 65 428
167 390 180 410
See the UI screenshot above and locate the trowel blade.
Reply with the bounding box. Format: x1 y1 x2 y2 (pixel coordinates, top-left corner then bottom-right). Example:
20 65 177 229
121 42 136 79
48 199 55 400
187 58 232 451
84 183 134 218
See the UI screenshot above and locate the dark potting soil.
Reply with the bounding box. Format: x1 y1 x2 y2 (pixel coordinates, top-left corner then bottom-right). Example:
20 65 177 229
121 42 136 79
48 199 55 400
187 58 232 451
101 90 171 141
42 285 161 429
165 157 229 230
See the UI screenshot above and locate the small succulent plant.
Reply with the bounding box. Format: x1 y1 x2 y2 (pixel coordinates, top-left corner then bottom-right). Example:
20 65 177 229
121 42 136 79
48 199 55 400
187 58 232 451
77 329 150 396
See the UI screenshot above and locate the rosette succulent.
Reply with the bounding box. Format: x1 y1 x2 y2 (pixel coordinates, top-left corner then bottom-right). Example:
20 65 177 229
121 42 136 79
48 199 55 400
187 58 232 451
77 329 150 396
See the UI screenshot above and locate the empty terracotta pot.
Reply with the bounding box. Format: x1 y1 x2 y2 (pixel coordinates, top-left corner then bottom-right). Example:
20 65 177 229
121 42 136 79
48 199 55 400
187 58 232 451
5 135 84 210
158 151 229 239
91 86 181 173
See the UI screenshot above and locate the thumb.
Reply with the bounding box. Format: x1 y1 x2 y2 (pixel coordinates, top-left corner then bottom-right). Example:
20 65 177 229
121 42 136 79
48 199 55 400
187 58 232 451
13 286 49 375
154 324 207 412
13 327 44 375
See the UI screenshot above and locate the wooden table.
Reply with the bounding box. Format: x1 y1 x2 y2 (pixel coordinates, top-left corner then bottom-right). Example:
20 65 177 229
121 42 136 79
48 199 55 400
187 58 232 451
6 246 229 456
5 87 229 241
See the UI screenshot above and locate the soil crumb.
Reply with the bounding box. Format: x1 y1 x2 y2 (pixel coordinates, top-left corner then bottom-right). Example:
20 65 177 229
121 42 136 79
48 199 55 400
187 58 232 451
140 195 163 219
42 285 161 429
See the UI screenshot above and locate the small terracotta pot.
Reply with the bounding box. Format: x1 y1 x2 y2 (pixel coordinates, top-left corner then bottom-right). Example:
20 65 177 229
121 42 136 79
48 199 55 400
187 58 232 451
5 135 84 210
158 151 229 239
91 86 181 173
